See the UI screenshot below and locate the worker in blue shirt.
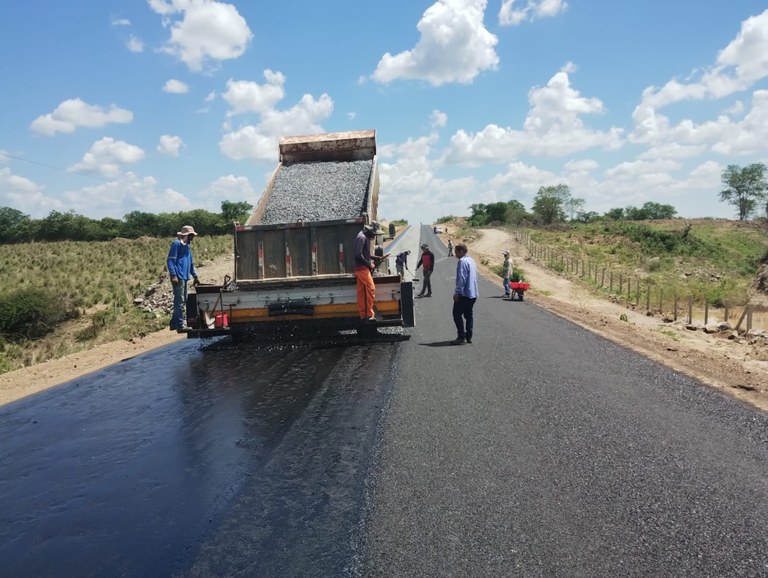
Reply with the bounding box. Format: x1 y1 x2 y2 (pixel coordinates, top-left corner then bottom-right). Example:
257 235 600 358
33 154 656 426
167 225 199 332
451 242 478 345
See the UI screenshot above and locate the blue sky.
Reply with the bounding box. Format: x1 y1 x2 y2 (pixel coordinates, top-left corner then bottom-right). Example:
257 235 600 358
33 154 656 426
1 1 768 225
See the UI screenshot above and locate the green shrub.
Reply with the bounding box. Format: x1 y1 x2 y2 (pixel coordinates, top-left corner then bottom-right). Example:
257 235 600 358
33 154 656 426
0 288 79 340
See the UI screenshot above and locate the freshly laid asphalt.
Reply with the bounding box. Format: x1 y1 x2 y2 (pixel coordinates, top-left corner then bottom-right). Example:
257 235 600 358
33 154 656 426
359 226 768 576
1 224 768 576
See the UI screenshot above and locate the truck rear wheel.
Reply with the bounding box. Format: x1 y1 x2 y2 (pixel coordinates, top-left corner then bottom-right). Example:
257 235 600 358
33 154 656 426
400 281 415 327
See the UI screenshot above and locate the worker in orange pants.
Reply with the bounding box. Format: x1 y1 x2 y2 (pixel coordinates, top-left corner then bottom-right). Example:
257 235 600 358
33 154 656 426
353 221 386 321
355 267 376 320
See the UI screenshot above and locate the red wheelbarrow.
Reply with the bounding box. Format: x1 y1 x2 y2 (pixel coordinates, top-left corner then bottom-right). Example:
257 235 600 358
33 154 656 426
506 281 530 301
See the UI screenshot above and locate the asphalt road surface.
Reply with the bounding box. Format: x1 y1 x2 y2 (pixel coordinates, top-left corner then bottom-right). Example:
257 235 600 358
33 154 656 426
2 224 768 576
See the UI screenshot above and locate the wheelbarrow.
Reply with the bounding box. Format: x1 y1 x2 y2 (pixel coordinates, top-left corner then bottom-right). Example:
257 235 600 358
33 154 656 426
506 281 530 301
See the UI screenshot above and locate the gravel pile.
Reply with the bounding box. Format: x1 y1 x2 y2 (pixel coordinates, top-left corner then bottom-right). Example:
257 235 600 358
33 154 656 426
260 160 372 224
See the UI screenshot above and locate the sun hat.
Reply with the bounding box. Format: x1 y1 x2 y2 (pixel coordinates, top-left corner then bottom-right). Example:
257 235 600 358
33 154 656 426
364 221 386 235
177 225 197 236
503 249 510 256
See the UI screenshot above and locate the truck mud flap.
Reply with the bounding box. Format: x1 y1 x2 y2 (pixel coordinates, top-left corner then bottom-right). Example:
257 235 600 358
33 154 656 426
400 281 415 327
267 302 315 316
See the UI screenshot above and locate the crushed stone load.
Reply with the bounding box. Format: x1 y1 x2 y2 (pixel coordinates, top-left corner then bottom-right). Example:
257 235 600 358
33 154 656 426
260 159 372 225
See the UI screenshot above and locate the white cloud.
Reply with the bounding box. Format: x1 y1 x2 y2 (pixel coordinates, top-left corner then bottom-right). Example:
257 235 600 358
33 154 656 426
127 35 144 52
68 137 145 177
0 149 8 163
445 65 623 163
219 92 334 161
163 79 189 93
150 0 253 72
157 135 183 157
487 161 560 195
222 71 286 116
199 175 256 213
61 172 194 218
372 0 499 86
376 132 490 222
631 10 768 144
498 0 568 26
564 158 599 172
30 98 133 136
112 18 131 26
633 89 768 156
431 109 448 128
0 167 64 217
347 112 357 120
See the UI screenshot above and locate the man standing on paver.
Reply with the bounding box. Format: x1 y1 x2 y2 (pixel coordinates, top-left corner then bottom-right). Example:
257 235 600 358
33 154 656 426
451 243 478 345
353 221 386 321
415 244 435 298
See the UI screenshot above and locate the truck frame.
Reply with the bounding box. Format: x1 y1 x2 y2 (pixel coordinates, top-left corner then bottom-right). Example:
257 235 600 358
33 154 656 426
186 130 415 340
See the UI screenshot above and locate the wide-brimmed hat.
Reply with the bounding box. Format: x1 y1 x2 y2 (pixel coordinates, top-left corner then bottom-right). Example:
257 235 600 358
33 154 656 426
177 225 197 236
502 249 510 256
364 221 386 235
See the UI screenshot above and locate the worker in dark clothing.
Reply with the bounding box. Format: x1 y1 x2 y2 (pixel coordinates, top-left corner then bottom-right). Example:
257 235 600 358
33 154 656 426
447 239 453 256
415 243 435 298
395 250 410 278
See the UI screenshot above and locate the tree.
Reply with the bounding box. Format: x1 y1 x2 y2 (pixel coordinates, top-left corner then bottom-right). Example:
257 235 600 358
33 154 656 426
221 200 252 226
719 163 767 220
574 211 600 223
604 207 625 220
531 184 570 225
563 196 585 221
0 207 32 243
484 202 509 224
505 200 529 224
640 201 677 220
468 203 488 226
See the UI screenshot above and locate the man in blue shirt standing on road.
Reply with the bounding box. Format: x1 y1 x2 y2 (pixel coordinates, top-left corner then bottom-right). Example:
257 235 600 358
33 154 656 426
167 225 199 332
451 242 478 345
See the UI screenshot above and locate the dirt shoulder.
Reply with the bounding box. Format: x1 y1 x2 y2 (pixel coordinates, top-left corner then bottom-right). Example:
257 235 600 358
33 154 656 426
2 231 767 411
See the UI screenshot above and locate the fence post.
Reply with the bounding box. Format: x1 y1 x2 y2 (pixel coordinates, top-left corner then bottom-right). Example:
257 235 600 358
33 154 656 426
619 274 623 294
724 301 729 323
674 294 678 321
747 305 753 331
610 271 614 292
659 288 663 315
636 279 640 305
646 284 650 311
704 300 709 326
687 295 693 324
734 306 748 332
628 277 632 299
601 268 605 289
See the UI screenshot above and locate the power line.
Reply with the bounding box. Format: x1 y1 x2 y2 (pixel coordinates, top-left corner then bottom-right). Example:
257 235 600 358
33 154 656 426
2 152 108 184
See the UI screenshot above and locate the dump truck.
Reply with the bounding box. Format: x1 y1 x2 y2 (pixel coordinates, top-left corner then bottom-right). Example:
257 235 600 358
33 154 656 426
187 129 415 340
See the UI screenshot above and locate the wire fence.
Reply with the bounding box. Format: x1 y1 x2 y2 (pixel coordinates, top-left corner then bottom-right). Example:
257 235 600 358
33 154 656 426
513 231 767 334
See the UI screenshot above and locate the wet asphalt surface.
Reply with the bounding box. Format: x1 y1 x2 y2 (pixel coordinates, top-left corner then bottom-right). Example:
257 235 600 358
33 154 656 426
3 225 768 576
